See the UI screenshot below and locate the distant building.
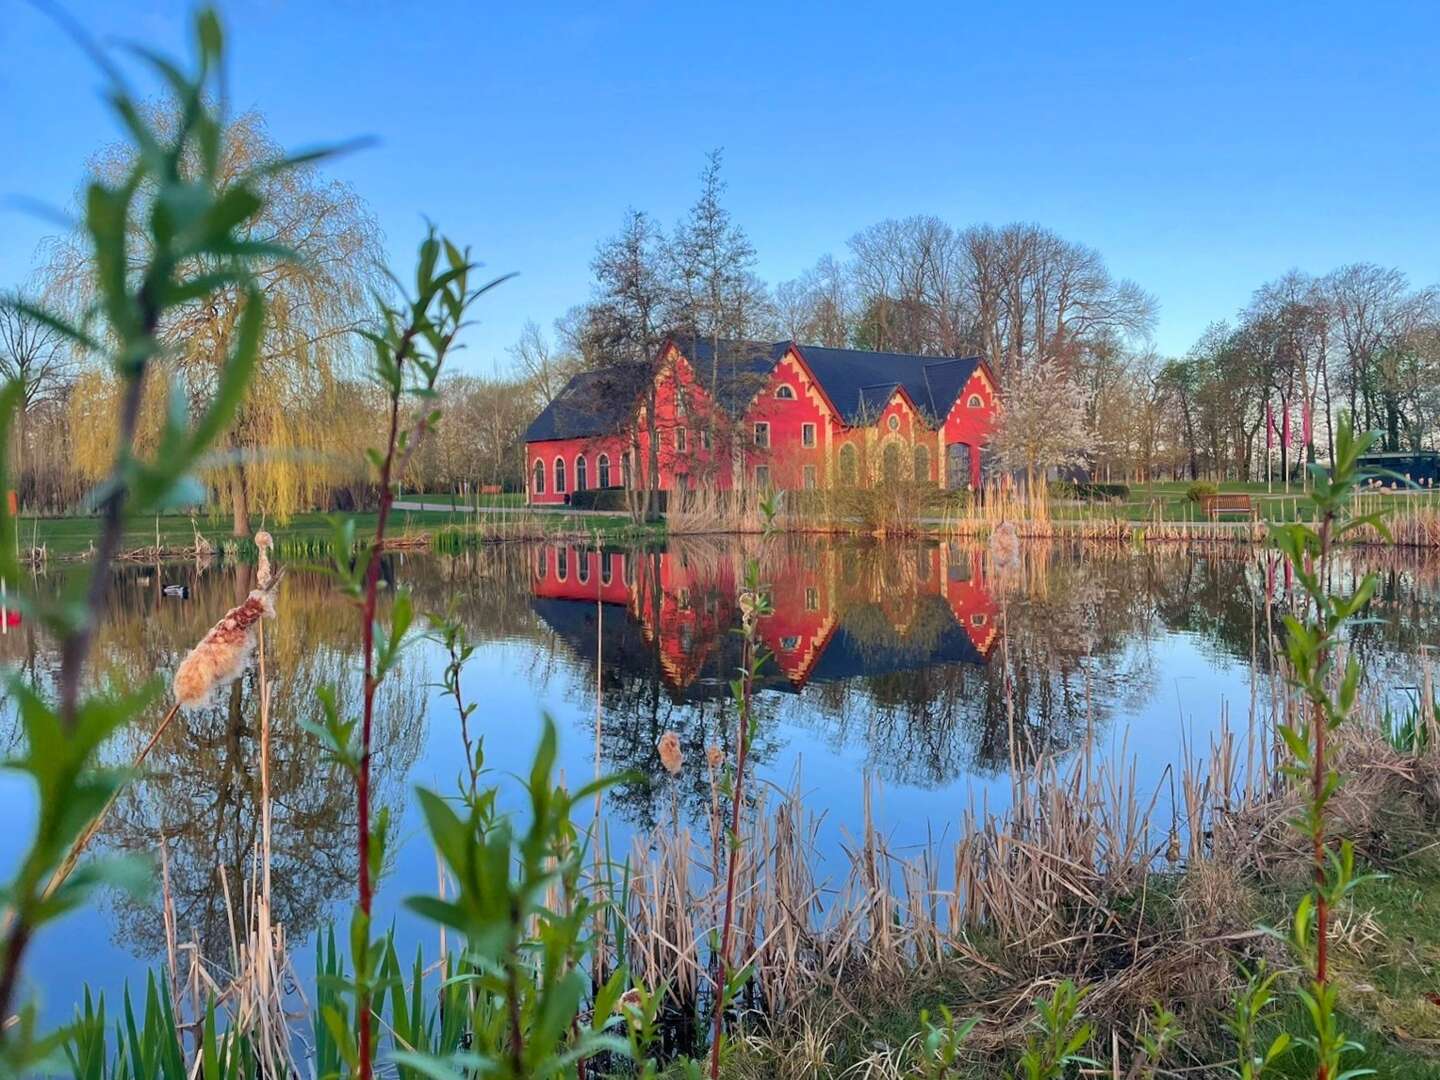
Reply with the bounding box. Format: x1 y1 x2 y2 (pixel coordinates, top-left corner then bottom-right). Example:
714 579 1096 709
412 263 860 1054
522 337 1000 505
1356 450 1440 488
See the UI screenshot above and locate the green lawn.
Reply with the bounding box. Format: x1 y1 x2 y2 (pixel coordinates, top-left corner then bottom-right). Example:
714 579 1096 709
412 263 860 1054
1049 481 1440 525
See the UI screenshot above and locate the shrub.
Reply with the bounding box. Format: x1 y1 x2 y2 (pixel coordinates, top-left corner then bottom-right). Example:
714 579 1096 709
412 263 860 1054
1186 481 1219 503
1049 480 1130 502
830 482 950 535
567 487 665 513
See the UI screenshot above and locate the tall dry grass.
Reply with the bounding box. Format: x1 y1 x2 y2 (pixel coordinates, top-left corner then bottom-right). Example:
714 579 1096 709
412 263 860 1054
610 690 1440 1060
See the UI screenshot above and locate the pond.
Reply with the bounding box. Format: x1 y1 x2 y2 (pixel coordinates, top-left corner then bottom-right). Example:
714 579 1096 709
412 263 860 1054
2 536 1437 1026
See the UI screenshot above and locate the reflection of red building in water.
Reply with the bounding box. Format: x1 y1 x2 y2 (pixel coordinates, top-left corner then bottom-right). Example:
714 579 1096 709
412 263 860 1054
523 338 999 505
530 542 999 698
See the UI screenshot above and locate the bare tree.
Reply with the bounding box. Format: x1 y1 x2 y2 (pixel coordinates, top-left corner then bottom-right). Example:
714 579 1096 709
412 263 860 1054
1323 263 1437 449
507 319 578 408
0 293 77 481
586 208 672 521
773 254 853 346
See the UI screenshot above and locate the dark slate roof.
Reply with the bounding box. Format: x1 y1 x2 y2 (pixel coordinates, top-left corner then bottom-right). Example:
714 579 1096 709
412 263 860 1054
808 601 985 681
523 341 986 442
792 345 983 425
530 590 986 703
523 364 650 443
670 336 790 417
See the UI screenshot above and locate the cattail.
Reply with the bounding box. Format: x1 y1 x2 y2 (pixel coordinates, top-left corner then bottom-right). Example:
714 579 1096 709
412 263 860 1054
706 744 724 770
172 589 276 709
254 530 274 589
657 730 683 775
738 590 760 634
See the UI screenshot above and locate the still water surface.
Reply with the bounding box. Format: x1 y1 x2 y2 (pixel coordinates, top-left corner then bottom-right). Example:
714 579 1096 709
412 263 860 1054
1 537 1436 1022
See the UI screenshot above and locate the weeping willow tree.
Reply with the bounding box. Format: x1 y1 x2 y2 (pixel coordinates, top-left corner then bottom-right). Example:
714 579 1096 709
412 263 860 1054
47 106 382 534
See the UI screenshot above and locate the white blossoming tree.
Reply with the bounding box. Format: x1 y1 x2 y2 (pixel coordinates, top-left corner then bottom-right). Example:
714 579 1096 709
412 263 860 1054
991 360 1095 493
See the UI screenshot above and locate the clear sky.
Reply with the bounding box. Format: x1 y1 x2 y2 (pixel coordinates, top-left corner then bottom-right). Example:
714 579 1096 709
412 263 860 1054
3 1 1438 374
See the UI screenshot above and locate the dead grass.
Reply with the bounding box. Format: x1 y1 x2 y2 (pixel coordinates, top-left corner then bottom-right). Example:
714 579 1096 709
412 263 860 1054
612 703 1440 1076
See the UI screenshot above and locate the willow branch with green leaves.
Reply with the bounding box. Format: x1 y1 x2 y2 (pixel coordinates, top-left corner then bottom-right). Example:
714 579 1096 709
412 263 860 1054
308 232 508 1080
1269 412 1390 1080
0 9 309 1071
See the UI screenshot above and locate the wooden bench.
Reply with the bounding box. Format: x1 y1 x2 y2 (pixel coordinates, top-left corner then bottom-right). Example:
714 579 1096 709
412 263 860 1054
1201 493 1255 521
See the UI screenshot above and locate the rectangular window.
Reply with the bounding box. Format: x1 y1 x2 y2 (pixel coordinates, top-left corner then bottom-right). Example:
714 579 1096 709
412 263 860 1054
805 587 819 611
803 464 817 490
754 422 769 448
802 422 816 448
675 427 687 452
755 464 771 488
700 429 712 450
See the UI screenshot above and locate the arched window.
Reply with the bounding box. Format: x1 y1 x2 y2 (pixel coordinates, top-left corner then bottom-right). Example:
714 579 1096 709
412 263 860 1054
882 442 903 484
913 444 930 482
623 553 635 587
554 456 566 493
536 548 547 578
597 453 611 488
838 443 858 486
556 547 568 581
967 393 984 408
775 384 796 399
601 555 614 586
533 459 545 495
577 551 590 584
575 455 588 491
621 453 632 488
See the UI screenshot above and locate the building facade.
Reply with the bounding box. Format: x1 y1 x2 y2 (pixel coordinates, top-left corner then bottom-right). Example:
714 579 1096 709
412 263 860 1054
523 338 999 505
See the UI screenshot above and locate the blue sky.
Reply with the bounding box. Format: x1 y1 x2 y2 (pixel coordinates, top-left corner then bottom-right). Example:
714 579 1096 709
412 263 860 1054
3 1 1438 374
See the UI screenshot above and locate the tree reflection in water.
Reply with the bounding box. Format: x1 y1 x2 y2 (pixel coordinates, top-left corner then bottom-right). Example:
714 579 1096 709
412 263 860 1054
0 561 424 961
2 539 1438 963
525 539 1440 811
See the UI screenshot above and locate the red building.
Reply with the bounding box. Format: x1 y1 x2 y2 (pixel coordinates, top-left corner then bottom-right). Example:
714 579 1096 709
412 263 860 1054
522 338 999 505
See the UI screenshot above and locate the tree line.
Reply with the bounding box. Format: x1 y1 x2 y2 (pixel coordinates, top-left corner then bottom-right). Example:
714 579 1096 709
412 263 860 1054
6 111 1438 532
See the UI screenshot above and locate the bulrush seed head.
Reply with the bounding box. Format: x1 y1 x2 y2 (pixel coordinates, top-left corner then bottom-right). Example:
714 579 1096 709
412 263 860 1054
172 588 277 709
658 730 683 775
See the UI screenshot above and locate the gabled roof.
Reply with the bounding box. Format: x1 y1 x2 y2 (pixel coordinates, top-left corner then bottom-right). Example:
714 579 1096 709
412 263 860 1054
523 364 650 443
790 345 984 426
522 340 989 443
669 336 790 417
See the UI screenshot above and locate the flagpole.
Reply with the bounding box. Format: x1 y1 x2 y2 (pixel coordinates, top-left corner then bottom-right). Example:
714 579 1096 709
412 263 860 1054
1266 399 1274 495
1282 402 1291 496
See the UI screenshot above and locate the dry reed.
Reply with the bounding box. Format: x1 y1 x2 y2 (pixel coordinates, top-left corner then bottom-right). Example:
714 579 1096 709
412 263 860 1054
613 697 1440 1059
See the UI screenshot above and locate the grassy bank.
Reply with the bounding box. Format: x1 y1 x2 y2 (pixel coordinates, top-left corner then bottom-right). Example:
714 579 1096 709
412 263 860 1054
16 506 660 558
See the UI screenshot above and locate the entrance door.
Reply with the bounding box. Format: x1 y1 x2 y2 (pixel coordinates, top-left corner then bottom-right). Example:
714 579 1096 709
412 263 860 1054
946 442 973 489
